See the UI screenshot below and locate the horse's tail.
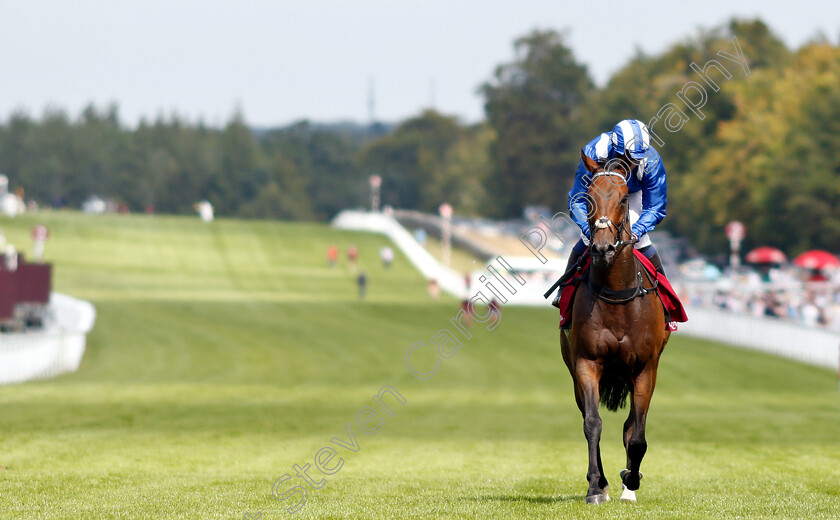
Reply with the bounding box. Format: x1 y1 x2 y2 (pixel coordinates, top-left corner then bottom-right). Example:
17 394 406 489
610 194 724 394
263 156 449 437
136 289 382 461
599 363 630 412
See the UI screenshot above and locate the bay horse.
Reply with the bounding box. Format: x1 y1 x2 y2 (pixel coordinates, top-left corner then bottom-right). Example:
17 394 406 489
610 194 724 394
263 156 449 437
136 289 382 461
560 151 670 504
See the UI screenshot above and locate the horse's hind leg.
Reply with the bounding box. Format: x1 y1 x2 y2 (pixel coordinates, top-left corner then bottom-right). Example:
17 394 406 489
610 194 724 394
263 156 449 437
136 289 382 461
574 360 608 504
620 364 657 501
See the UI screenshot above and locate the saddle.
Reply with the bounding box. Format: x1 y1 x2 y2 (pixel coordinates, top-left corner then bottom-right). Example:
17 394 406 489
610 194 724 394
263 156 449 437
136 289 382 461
546 250 687 331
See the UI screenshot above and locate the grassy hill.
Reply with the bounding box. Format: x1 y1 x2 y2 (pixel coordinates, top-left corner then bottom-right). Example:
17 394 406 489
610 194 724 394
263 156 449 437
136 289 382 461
0 211 838 519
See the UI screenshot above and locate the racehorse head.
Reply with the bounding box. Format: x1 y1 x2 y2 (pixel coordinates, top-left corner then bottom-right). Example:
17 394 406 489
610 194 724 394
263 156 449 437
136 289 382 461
579 150 636 267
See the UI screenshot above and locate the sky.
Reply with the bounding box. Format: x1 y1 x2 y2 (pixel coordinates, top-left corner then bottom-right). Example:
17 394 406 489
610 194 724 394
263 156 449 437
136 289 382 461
0 0 836 128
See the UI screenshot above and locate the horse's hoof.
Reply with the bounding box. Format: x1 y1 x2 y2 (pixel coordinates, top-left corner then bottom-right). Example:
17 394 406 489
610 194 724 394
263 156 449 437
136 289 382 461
620 485 637 502
585 493 608 505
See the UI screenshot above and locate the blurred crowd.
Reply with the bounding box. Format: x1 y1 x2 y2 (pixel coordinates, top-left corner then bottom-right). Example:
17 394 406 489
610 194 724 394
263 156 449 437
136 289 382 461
678 266 840 332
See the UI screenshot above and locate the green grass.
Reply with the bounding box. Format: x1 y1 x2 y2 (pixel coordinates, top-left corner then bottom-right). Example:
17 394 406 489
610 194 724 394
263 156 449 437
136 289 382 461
420 235 485 274
0 211 838 519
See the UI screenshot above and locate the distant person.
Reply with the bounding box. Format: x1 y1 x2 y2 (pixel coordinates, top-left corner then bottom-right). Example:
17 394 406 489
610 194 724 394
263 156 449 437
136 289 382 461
428 279 440 300
380 246 394 269
357 271 367 299
828 301 840 333
458 299 473 328
327 245 339 268
5 244 17 271
347 245 359 270
808 269 827 282
195 200 214 222
748 295 765 318
414 228 427 246
31 224 49 262
801 298 820 327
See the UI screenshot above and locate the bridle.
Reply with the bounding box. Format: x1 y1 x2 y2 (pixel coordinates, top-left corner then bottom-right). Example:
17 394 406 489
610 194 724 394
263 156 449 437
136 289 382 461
542 169 655 307
584 170 657 304
589 171 638 252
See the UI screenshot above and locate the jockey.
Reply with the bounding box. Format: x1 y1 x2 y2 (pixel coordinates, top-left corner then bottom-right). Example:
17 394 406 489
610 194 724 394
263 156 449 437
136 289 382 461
565 119 667 277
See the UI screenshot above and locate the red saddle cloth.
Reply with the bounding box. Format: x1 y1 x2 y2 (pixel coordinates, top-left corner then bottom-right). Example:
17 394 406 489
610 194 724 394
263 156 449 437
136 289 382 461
557 250 688 331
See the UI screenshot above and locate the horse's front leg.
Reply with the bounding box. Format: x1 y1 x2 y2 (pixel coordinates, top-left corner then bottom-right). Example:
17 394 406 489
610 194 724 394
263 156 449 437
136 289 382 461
574 360 608 504
620 363 657 501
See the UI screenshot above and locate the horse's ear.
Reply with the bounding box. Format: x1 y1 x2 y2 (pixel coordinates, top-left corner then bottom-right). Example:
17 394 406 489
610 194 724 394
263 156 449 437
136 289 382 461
581 150 599 173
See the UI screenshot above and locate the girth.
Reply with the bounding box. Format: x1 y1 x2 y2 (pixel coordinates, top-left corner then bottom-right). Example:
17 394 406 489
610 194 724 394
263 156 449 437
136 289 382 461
587 263 658 304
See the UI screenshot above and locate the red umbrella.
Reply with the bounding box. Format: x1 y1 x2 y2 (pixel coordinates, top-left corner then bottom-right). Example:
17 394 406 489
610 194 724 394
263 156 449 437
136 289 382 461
792 250 840 270
745 246 787 264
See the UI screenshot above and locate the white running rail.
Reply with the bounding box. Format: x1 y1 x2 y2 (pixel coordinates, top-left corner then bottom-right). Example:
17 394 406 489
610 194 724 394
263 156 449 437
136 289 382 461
0 293 96 384
680 305 839 370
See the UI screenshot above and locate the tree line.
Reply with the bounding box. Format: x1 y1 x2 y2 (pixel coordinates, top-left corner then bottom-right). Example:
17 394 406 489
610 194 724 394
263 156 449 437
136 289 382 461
1 18 838 256
0 107 369 221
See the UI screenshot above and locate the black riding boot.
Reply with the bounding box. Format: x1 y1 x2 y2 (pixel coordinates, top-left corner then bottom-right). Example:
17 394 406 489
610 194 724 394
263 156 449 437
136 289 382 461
645 251 671 323
564 246 584 276
648 252 665 275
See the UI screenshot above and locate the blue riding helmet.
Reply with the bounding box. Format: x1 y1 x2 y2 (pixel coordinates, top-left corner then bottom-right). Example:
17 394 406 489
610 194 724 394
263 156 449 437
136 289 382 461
611 119 650 161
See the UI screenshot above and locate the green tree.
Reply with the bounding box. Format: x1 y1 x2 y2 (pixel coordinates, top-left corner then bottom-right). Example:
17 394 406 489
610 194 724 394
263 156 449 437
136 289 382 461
210 109 263 215
679 43 839 254
261 121 362 219
480 29 593 217
358 110 466 212
239 155 314 220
